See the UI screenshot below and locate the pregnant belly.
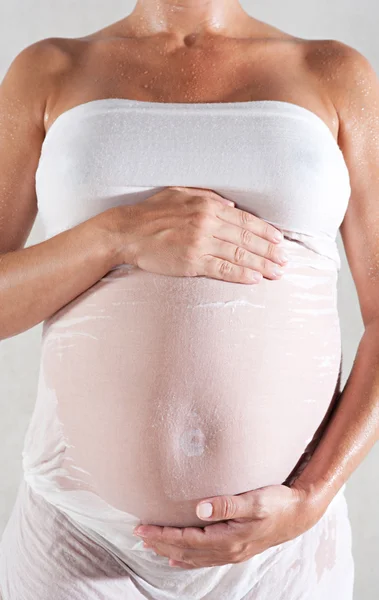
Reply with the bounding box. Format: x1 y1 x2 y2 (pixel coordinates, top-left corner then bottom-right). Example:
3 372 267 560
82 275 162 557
26 241 341 527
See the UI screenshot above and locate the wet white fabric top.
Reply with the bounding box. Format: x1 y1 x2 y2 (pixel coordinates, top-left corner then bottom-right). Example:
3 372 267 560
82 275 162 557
35 98 351 269
14 98 354 600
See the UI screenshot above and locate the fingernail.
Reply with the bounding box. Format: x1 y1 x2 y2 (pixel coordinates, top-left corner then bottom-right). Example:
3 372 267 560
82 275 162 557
272 266 284 277
272 231 283 242
197 502 213 518
277 252 289 264
249 272 262 282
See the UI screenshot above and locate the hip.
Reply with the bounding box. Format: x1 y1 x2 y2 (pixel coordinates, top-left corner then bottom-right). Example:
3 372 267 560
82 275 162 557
0 477 354 600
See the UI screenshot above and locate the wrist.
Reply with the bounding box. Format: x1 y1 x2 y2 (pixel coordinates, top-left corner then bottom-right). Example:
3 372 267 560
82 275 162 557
291 477 334 524
91 206 139 269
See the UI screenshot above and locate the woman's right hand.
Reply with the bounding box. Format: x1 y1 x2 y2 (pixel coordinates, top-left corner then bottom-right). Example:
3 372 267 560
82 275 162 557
106 186 289 284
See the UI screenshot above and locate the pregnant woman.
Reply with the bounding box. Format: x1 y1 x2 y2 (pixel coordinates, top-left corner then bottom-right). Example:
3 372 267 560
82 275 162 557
1 1 379 598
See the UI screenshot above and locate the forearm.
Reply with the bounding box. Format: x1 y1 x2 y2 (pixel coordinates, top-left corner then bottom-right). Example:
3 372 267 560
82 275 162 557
293 319 379 508
0 209 129 340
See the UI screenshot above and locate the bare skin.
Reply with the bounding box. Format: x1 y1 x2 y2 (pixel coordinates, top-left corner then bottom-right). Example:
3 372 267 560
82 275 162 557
2 0 379 572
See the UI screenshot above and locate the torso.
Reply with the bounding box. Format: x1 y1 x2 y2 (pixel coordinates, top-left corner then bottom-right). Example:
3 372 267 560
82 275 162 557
22 17 348 531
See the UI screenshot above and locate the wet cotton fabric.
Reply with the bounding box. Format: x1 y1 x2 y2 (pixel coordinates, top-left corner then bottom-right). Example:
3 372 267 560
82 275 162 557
0 98 354 599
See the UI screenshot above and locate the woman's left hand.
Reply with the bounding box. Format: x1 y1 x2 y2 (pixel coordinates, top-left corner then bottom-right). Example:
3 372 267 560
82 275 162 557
133 483 326 569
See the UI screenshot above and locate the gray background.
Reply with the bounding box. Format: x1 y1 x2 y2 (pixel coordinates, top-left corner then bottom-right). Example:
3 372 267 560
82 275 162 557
0 1 376 598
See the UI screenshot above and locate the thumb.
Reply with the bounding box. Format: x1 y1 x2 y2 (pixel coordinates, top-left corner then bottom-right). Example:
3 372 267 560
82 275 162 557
196 493 251 521
195 486 289 521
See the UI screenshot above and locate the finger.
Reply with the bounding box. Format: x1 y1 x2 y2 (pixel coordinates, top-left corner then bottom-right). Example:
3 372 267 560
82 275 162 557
147 541 209 564
139 521 237 550
151 542 229 569
169 560 198 569
213 221 288 267
170 187 284 243
177 520 247 550
200 255 263 284
194 188 236 207
216 204 284 244
137 525 206 547
198 486 291 523
169 186 235 207
205 238 286 281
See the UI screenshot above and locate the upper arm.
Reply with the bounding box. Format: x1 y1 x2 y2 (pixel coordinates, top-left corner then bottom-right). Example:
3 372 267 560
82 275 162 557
0 39 58 254
325 42 379 326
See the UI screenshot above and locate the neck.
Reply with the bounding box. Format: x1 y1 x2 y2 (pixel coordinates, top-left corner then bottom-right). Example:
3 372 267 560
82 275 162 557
128 0 252 43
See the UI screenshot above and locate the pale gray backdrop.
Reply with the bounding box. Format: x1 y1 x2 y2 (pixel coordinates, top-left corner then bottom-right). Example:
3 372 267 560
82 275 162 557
0 1 376 599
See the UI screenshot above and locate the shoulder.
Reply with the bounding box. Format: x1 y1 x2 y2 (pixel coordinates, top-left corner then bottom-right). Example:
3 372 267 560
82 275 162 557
304 39 377 113
3 37 73 91
1 37 88 128
304 37 369 67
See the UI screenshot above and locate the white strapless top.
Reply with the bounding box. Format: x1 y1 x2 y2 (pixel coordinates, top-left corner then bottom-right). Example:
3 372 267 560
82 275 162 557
35 98 351 269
